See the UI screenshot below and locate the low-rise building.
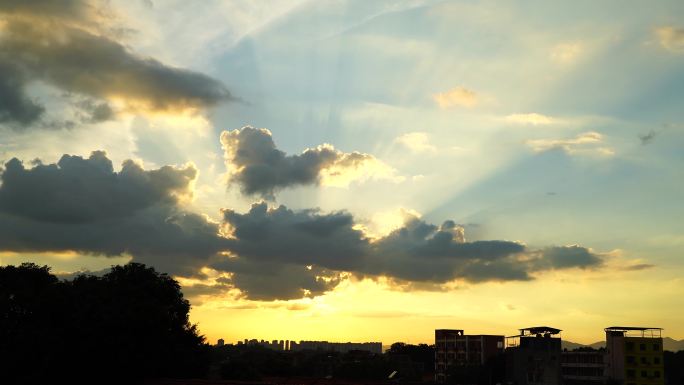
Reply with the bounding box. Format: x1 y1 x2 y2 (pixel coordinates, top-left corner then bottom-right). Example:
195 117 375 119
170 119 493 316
434 329 505 383
561 348 605 385
605 326 664 385
506 326 563 385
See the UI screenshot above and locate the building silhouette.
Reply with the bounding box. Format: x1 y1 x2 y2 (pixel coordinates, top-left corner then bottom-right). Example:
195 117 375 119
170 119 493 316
605 326 664 385
561 348 605 385
239 338 382 354
289 340 382 354
434 329 505 383
506 326 563 385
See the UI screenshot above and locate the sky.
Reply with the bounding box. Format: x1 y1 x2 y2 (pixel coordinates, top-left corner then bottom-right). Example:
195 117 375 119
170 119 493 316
1 0 683 345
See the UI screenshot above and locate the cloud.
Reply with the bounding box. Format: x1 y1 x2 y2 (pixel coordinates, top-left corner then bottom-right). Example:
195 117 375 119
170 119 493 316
0 151 229 276
221 203 368 271
221 126 399 198
0 151 611 301
506 113 557 126
0 0 101 23
210 203 606 299
433 87 478 108
526 131 614 156
550 42 583 65
75 98 115 124
638 129 658 145
655 26 684 53
0 151 196 223
214 259 343 301
622 263 655 271
0 0 232 127
395 132 437 153
533 245 604 270
0 60 45 126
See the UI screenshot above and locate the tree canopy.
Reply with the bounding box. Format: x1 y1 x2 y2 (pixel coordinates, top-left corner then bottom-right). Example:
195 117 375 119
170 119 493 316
0 262 209 384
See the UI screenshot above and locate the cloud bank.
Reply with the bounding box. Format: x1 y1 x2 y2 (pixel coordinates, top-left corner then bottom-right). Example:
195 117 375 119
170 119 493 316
0 150 610 300
212 203 605 299
0 151 228 276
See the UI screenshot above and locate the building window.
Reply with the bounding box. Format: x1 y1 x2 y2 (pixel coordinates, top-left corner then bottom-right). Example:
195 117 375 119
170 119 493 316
654 371 660 378
641 356 647 364
627 356 635 364
640 344 646 351
654 357 660 364
627 370 635 379
641 371 647 378
653 343 660 350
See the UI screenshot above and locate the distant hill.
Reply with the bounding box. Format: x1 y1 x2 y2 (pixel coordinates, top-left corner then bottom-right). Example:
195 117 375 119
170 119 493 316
562 337 684 352
663 337 684 352
561 340 605 350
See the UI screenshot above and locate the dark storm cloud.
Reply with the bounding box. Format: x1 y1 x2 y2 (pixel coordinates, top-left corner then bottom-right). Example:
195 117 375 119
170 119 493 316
221 126 382 198
0 152 229 276
0 0 232 127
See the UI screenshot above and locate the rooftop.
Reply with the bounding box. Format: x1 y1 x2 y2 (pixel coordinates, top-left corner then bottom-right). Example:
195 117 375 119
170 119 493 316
520 326 562 335
605 326 663 338
604 326 663 331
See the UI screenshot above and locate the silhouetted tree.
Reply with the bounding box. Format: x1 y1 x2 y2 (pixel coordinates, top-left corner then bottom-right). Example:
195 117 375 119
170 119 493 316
0 262 208 385
387 342 435 373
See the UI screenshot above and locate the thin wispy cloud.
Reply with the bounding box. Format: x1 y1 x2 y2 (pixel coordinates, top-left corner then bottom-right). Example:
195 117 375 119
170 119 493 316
433 87 478 108
526 132 614 156
506 113 558 126
655 26 684 53
639 129 658 145
550 42 584 65
395 132 437 153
